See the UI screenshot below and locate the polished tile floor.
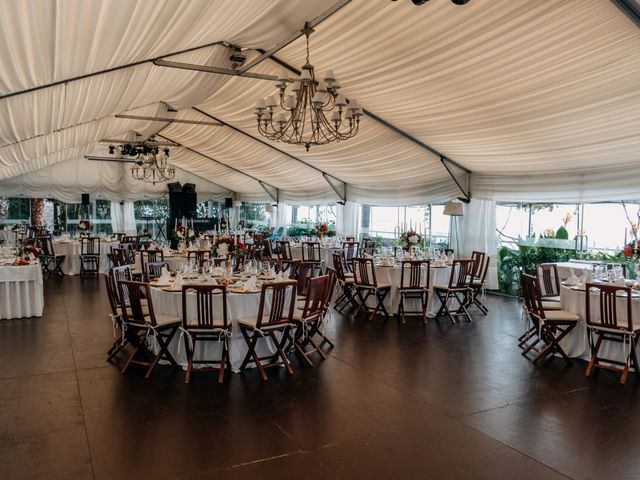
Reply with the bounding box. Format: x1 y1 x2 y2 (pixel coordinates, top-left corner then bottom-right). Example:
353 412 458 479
2 276 640 479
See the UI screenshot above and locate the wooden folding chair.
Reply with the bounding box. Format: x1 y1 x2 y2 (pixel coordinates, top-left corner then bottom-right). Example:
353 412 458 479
80 236 101 276
296 261 324 299
293 275 330 366
537 263 561 302
239 281 297 381
146 261 169 280
520 273 579 364
187 249 211 267
332 252 358 312
585 283 640 384
434 259 475 324
181 284 232 383
352 257 391 320
37 235 66 276
468 255 490 314
301 241 322 266
117 280 180 378
398 260 431 325
277 240 299 275
341 241 359 272
140 249 165 281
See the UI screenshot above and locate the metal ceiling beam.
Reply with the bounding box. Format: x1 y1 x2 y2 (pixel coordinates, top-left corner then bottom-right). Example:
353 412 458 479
114 114 222 126
238 0 352 73
191 107 348 201
0 41 228 101
152 59 281 81
157 133 279 199
266 54 472 200
611 0 640 28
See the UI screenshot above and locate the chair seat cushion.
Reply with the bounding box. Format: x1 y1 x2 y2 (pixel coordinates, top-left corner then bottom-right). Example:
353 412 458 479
544 310 580 322
542 301 561 310
154 314 181 327
542 295 561 302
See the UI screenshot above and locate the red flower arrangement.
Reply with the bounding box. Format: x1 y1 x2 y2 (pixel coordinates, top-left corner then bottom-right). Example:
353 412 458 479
624 241 640 258
214 235 244 257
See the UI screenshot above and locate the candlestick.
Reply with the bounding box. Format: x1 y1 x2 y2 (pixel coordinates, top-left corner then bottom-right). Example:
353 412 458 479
174 218 177 230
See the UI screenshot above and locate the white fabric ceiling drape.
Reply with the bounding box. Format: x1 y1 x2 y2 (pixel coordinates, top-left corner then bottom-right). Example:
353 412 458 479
0 0 639 205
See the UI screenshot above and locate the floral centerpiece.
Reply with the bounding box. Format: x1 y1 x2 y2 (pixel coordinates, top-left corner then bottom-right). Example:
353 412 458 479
214 235 244 258
315 223 329 239
173 224 195 247
398 230 422 254
15 243 41 264
624 240 640 259
77 219 92 236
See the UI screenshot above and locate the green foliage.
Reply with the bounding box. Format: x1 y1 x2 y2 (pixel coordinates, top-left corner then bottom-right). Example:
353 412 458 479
555 226 569 239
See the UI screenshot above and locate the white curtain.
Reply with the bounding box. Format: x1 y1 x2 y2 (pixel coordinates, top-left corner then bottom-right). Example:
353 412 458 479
275 202 288 238
450 199 498 289
336 201 361 238
110 201 137 235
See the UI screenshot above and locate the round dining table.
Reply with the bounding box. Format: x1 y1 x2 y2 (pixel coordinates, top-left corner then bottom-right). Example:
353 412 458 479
359 262 452 317
149 279 292 372
0 261 44 319
52 238 119 275
559 284 640 363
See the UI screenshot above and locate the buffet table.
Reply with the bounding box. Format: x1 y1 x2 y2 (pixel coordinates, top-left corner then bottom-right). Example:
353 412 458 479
149 283 291 372
560 284 640 363
0 262 44 319
52 239 119 275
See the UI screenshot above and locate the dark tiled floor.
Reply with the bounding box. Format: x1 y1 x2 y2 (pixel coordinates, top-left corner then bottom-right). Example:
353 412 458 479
1 276 639 479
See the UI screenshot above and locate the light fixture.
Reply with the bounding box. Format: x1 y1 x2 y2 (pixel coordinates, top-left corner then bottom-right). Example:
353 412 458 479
110 137 176 186
254 22 363 151
443 201 464 216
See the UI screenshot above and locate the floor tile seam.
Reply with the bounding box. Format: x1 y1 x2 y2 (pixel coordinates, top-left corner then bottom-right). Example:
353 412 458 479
453 416 576 480
63 293 97 480
328 354 450 419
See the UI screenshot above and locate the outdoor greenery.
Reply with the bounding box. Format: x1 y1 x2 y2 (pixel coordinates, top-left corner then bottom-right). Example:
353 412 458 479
497 244 636 296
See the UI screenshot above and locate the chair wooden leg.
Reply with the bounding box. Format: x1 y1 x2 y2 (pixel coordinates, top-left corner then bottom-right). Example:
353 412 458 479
218 341 227 384
184 334 194 384
271 330 293 375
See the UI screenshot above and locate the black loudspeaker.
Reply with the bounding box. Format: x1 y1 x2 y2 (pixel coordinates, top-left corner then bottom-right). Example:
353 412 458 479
169 191 184 219
224 197 233 209
183 192 197 218
167 182 182 192
182 183 196 193
81 193 90 205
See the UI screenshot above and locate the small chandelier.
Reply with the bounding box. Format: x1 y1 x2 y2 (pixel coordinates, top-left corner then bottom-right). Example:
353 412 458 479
130 151 176 185
254 22 363 151
107 137 175 185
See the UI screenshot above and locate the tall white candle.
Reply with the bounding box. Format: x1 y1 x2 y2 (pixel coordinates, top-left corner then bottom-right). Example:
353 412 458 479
174 218 177 230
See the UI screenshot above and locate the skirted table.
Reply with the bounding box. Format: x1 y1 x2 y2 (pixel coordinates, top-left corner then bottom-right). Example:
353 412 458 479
0 262 44 319
52 239 119 275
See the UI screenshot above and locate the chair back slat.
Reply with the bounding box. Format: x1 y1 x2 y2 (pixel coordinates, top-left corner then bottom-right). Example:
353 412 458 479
400 260 430 289
296 262 323 297
332 252 349 281
277 241 293 261
586 283 633 331
301 275 329 319
256 281 297 327
342 241 359 264
182 284 228 329
117 280 156 325
81 236 100 255
448 259 475 288
302 242 321 262
470 251 486 279
537 263 560 297
352 257 377 287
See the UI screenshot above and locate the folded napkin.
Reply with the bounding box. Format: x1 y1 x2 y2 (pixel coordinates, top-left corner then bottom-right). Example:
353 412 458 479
159 266 172 284
172 273 184 289
565 269 581 287
243 277 258 291
212 266 225 276
162 247 173 256
579 270 593 284
613 277 626 286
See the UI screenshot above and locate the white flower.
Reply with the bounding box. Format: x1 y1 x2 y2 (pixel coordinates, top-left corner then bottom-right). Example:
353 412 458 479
409 234 419 244
217 243 229 257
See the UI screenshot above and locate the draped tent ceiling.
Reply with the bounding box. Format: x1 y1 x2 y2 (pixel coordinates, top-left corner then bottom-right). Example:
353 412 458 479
0 0 639 205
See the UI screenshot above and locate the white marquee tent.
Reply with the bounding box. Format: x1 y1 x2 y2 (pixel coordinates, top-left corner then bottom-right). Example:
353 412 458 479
1 0 639 208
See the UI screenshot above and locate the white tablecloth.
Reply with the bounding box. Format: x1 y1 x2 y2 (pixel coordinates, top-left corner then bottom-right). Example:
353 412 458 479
134 253 189 273
150 285 292 372
290 245 341 266
53 240 119 275
554 262 593 281
560 285 640 363
0 262 44 319
360 264 452 317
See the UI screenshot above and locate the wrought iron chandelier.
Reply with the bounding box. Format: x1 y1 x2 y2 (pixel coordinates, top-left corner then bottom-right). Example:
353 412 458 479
107 136 175 185
254 22 363 151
